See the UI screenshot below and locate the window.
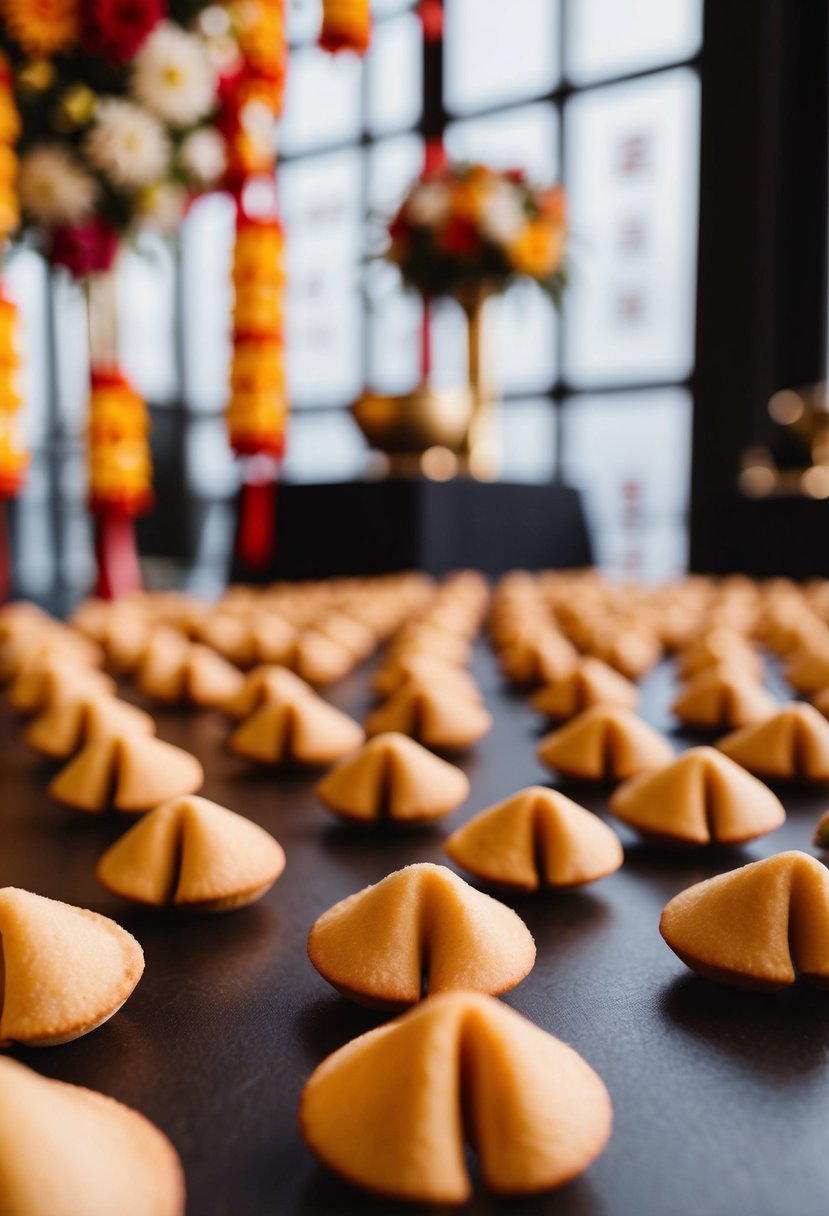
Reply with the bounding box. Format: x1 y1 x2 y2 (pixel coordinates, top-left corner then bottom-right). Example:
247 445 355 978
8 0 704 601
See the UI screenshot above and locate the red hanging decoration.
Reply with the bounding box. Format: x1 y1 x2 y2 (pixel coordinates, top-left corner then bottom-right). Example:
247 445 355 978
319 0 371 54
219 0 293 572
86 366 153 599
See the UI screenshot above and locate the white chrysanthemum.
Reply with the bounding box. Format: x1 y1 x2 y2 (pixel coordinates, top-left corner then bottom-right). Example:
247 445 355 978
179 127 226 185
404 180 451 227
85 99 170 191
479 181 527 246
132 22 216 128
137 182 187 233
17 144 97 228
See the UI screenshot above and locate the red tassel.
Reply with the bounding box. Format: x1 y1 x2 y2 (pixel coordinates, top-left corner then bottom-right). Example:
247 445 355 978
237 469 277 570
94 513 142 600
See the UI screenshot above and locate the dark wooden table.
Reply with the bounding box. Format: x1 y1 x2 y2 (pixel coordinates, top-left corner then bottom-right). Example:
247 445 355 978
2 647 829 1216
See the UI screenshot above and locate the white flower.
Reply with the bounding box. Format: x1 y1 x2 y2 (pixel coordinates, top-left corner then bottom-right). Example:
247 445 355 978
132 22 217 129
404 180 451 227
479 182 527 246
179 127 226 185
17 144 97 228
85 99 170 191
137 182 187 233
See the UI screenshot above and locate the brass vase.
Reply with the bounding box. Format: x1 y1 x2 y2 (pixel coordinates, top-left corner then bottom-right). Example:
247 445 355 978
457 283 500 480
351 380 473 476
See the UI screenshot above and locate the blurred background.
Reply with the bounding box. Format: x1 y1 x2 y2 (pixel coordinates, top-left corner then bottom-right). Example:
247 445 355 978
5 0 827 602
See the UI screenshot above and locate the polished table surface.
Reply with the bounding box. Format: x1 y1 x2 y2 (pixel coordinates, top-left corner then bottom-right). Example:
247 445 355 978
1 648 829 1216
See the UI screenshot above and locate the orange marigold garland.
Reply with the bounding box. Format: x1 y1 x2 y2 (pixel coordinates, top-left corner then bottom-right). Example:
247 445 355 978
319 0 371 54
0 49 20 600
86 367 152 599
87 370 153 518
220 0 291 569
228 215 286 460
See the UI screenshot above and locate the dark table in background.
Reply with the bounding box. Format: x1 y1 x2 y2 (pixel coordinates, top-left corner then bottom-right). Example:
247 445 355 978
1 648 828 1216
232 480 593 582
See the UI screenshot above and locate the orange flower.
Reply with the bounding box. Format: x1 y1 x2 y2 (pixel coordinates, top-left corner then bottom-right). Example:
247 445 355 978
319 0 370 54
508 219 565 279
2 0 78 57
236 0 286 76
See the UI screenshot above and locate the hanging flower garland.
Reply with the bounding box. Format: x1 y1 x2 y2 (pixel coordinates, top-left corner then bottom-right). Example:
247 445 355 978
0 2 230 596
0 50 22 600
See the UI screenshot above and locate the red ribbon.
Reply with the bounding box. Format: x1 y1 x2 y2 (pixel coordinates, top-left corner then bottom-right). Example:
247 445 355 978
237 471 277 570
93 512 142 600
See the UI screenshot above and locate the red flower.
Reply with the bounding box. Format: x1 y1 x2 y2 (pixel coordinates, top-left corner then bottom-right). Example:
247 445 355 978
50 218 119 278
80 0 165 65
440 216 479 257
388 212 410 243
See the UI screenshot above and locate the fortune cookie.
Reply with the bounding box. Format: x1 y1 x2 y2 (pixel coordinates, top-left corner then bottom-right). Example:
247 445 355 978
538 705 673 782
671 667 777 730
609 747 785 845
48 732 203 813
0 1057 184 1215
292 629 355 685
676 629 761 681
445 786 623 890
136 631 244 708
6 652 115 715
498 630 578 687
0 888 144 1045
717 703 829 782
660 851 829 990
300 990 612 1203
315 732 468 824
308 863 535 1008
372 652 481 701
23 692 155 759
364 681 492 751
229 692 364 767
221 664 313 719
97 795 285 912
531 658 640 721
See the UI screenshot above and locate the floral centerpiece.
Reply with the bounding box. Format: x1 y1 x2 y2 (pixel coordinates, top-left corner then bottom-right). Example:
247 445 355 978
375 161 567 477
386 162 567 305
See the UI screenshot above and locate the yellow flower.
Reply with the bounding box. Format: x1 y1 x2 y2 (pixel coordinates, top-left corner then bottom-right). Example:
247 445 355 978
2 0 78 58
508 219 565 279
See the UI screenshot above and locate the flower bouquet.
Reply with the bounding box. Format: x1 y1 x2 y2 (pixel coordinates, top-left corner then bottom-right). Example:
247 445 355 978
386 162 567 306
372 161 567 478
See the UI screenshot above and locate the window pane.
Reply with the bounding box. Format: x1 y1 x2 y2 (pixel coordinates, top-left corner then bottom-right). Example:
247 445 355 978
366 132 422 215
497 282 557 395
366 135 424 394
280 45 362 155
372 0 416 15
566 0 702 86
186 416 238 500
14 495 54 597
444 0 560 116
446 103 559 181
367 12 422 136
119 236 177 405
61 509 95 595
51 271 89 436
287 0 322 43
181 193 234 414
4 251 49 446
563 68 700 387
500 398 556 482
280 150 364 407
561 387 692 579
283 409 368 481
